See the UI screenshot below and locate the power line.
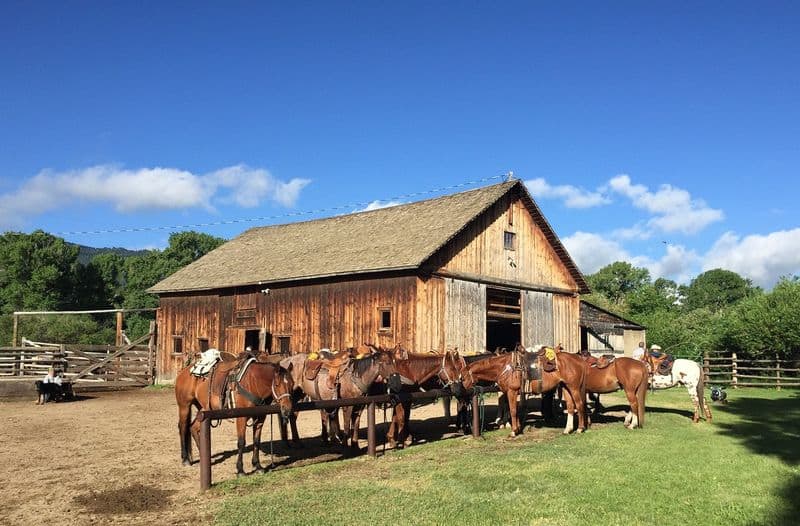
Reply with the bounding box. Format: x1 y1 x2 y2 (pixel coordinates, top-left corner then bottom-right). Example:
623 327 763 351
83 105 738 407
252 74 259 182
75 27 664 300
54 173 509 236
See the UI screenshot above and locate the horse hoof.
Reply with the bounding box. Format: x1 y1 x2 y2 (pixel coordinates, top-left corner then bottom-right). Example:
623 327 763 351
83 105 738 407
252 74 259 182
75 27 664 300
576 428 584 434
509 432 517 438
182 459 192 467
236 471 246 478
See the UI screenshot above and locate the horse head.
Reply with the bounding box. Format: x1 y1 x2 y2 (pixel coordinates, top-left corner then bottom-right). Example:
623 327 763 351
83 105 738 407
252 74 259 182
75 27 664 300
273 363 295 420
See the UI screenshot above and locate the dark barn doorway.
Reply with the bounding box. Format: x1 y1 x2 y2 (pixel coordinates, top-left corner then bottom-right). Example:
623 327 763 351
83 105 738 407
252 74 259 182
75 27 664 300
486 287 521 353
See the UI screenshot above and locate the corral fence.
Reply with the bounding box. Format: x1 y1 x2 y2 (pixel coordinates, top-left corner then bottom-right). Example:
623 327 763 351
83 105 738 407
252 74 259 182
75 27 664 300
196 386 497 490
0 321 157 389
703 350 800 389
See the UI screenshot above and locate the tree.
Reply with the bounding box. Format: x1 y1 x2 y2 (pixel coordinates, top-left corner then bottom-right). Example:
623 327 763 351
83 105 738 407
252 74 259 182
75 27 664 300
682 268 758 312
0 230 79 314
586 262 651 305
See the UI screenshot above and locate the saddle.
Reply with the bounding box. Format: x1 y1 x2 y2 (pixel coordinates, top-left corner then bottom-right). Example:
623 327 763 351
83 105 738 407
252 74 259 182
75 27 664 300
649 352 675 376
304 351 351 390
190 348 222 377
536 346 558 373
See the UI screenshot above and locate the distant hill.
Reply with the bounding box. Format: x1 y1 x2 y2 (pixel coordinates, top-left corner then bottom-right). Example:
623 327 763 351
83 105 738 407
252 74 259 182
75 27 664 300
73 244 152 265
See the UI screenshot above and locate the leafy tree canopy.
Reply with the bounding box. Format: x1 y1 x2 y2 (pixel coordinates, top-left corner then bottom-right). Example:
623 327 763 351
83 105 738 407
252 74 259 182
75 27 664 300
682 268 759 312
586 261 650 305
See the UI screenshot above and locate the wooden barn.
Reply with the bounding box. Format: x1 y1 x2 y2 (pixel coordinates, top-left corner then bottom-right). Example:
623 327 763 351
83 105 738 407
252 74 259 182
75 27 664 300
580 300 646 356
148 180 590 383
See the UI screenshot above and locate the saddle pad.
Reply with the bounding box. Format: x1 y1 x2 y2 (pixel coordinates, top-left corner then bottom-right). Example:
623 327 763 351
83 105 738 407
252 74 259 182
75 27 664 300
190 348 221 377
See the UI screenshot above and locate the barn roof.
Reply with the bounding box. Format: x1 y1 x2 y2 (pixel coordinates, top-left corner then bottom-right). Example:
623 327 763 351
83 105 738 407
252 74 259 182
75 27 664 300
149 180 590 294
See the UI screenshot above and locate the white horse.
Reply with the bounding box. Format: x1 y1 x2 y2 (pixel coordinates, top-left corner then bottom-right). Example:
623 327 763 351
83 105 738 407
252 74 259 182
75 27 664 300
649 358 712 423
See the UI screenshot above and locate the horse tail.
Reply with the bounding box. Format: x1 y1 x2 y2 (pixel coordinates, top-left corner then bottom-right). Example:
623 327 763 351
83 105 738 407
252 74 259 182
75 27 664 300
696 371 707 420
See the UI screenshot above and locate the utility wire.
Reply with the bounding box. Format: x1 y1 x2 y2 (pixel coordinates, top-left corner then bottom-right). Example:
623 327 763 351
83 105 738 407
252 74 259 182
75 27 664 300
54 173 509 236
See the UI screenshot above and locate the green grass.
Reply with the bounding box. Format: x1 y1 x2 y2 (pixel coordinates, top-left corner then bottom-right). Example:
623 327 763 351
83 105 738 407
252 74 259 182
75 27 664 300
214 388 800 526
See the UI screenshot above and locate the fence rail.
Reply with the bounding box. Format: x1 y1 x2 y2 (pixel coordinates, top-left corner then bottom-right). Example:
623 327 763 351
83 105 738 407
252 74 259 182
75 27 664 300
703 352 800 389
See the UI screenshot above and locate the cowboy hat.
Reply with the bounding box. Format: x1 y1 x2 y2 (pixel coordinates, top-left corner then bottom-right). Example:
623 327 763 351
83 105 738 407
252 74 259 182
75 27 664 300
650 344 662 351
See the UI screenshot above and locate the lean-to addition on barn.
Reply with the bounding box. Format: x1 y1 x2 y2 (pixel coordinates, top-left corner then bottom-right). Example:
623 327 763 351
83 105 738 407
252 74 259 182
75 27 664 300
148 180 590 383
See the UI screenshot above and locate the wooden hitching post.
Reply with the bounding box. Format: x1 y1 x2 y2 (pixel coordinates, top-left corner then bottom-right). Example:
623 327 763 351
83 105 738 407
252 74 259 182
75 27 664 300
472 391 480 438
367 401 376 457
200 416 212 491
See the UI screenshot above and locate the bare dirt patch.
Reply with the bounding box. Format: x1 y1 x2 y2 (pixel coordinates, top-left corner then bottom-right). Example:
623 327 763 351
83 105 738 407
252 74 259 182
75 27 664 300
0 388 474 526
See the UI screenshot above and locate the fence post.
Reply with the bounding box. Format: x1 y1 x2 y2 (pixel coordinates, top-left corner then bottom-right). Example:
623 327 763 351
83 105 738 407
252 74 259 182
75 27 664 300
732 352 738 389
12 314 18 347
703 351 710 384
147 320 157 385
776 354 781 391
367 401 376 457
19 349 25 376
199 416 212 491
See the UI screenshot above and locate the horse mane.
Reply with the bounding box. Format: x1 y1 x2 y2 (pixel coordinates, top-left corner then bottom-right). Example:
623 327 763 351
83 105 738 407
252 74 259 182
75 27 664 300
351 352 381 377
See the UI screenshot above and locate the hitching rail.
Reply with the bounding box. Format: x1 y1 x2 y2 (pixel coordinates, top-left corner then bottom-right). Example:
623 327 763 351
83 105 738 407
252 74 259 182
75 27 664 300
196 386 498 491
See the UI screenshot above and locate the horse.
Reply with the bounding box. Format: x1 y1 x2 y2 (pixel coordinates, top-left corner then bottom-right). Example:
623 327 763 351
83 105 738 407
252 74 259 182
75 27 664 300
575 352 648 429
280 349 397 448
644 352 712 423
385 349 467 449
175 355 295 476
460 344 587 437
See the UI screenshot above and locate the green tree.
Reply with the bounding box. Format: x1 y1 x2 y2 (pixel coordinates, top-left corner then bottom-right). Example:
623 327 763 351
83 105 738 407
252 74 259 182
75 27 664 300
0 230 79 314
682 268 758 312
627 278 681 317
586 262 651 305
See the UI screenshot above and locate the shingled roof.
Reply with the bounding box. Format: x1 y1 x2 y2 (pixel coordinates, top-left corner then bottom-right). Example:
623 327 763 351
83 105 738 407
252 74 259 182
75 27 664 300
149 180 589 294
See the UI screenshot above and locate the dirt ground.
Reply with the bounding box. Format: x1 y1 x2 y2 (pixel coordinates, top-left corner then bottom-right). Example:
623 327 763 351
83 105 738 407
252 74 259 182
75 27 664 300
0 388 482 526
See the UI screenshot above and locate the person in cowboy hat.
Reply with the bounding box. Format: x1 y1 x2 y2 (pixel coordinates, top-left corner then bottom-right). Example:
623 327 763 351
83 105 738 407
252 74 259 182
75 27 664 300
649 343 664 359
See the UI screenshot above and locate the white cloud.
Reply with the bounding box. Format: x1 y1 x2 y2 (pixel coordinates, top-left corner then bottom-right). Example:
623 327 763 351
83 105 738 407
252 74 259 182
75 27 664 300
644 244 699 284
355 200 403 212
703 229 800 288
564 230 700 284
562 231 632 274
0 164 311 229
524 178 610 209
608 174 723 235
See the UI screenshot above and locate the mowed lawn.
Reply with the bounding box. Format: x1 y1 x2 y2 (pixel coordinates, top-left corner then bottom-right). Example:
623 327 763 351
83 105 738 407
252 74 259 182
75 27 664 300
214 388 800 526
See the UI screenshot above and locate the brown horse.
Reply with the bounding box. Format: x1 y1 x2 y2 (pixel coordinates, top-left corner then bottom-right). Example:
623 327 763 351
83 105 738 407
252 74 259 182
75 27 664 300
385 350 467 449
175 356 295 476
576 352 648 429
461 345 588 437
280 350 397 448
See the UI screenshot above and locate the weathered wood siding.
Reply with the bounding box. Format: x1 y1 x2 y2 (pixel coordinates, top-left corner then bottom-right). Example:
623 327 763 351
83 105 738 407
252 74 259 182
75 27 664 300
552 294 580 352
521 290 554 347
415 276 446 353
156 292 221 383
431 195 577 291
444 278 486 353
156 276 419 382
258 276 417 353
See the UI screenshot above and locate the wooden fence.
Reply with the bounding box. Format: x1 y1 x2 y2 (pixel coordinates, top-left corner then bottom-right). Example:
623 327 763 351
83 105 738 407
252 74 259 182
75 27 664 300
703 351 800 389
0 324 156 389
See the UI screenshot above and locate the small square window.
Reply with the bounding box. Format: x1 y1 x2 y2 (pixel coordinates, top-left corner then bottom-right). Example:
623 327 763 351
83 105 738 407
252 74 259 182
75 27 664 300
379 308 392 331
277 336 291 355
198 338 209 352
172 335 184 355
504 231 516 251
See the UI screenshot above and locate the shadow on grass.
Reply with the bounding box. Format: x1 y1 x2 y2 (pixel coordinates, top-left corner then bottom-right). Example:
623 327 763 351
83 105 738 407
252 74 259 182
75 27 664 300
714 391 800 465
757 474 800 526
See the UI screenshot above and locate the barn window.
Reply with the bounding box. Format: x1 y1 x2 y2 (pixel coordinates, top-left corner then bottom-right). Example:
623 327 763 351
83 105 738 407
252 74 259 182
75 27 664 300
198 338 209 352
379 308 392 332
277 336 291 355
172 335 184 355
504 231 516 251
507 202 514 226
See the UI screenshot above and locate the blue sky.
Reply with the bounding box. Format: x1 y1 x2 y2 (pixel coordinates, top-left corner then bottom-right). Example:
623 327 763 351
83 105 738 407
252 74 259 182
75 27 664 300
1 2 798 288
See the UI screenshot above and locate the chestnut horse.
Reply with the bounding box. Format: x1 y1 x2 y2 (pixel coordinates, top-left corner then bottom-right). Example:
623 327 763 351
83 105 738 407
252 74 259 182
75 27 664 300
576 353 648 429
461 345 587 437
175 356 295 476
280 350 397 448
386 350 467 449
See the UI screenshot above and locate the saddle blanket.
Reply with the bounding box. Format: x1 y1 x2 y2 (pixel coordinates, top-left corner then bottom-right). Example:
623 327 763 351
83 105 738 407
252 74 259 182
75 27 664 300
190 348 222 377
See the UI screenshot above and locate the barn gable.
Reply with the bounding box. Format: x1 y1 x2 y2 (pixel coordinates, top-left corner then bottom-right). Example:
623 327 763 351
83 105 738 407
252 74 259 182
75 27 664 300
149 180 588 294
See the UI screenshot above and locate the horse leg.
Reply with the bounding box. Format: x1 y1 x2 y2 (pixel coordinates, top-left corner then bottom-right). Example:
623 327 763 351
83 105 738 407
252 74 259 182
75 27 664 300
686 382 701 422
319 409 330 445
623 386 639 429
349 406 363 449
400 400 413 447
387 404 400 449
280 413 303 448
235 417 247 477
251 416 267 472
178 403 193 465
508 390 520 437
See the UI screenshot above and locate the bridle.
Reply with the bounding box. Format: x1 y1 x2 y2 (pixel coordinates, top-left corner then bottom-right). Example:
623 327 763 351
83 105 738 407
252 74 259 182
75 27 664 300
438 351 466 389
271 370 292 404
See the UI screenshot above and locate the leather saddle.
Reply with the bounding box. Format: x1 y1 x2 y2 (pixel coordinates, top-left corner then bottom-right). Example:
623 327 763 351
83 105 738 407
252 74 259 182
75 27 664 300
304 353 351 389
649 352 675 375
